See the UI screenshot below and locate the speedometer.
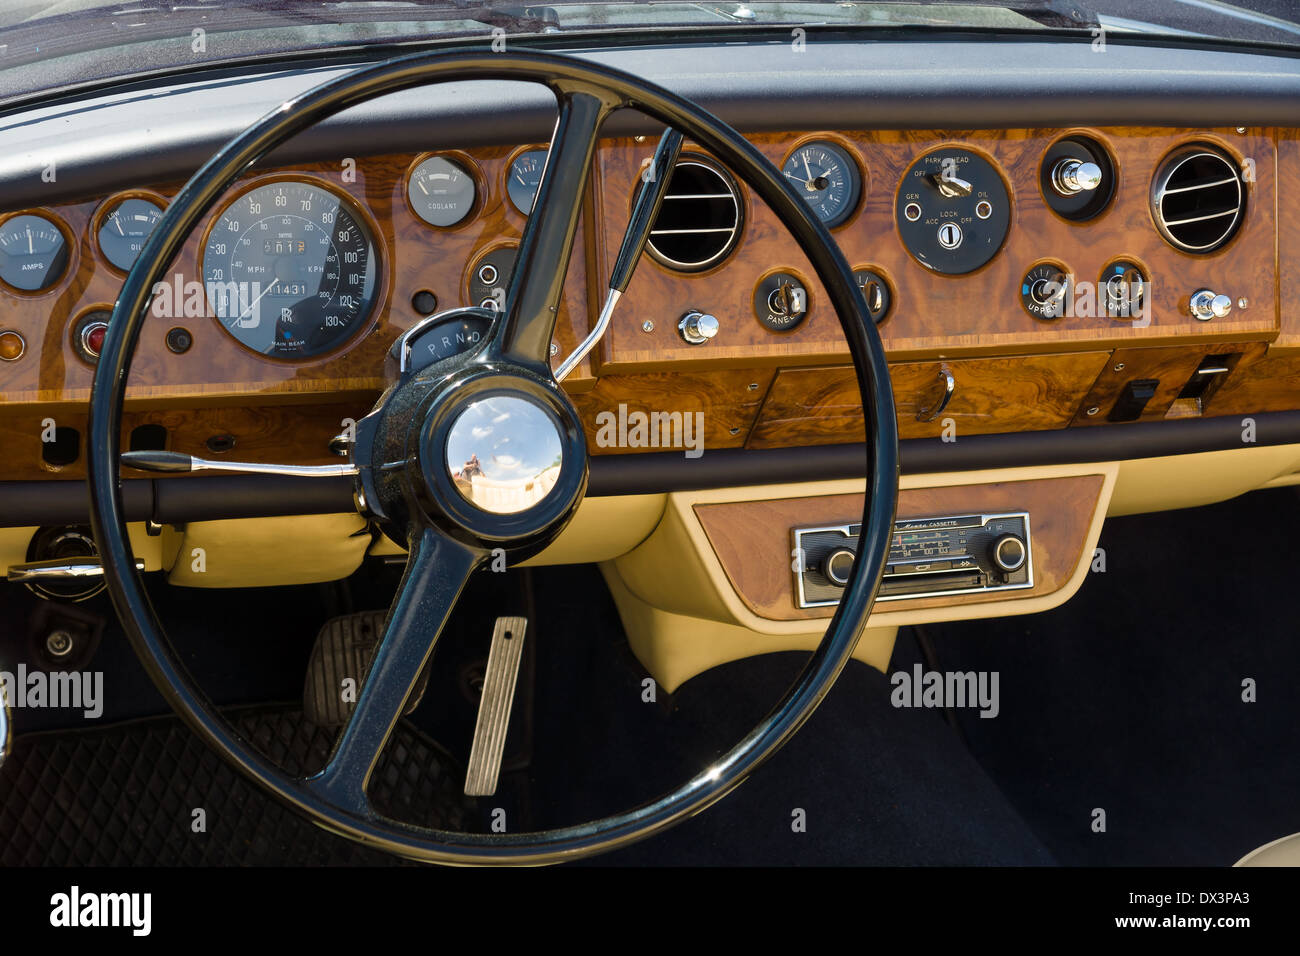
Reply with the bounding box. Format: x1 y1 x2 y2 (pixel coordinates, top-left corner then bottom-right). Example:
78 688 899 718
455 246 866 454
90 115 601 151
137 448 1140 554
202 180 380 358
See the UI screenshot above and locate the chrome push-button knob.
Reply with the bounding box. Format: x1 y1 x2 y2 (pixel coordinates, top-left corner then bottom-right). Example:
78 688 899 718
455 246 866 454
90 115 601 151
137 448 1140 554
1189 289 1233 321
678 310 719 345
1051 158 1103 196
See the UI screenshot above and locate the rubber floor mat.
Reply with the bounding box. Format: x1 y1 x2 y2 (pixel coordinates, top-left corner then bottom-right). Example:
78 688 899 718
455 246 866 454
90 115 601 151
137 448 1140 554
0 706 471 865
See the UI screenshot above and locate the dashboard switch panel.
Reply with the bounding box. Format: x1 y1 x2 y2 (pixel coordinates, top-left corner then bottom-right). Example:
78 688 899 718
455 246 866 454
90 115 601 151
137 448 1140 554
896 148 1010 275
794 512 1033 607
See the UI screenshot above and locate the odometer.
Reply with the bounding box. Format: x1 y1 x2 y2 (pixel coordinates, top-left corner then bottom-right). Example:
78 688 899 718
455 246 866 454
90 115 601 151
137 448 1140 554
202 180 379 358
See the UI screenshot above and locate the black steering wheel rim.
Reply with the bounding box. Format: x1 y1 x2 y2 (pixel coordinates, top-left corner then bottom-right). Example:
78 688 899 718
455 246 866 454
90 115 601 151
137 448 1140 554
87 48 900 865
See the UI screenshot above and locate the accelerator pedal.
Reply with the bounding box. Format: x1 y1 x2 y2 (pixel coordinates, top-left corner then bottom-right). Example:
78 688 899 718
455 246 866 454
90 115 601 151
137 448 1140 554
303 610 430 728
464 616 528 797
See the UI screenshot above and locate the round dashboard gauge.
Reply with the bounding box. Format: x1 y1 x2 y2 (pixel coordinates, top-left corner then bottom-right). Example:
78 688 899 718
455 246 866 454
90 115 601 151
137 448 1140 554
507 149 548 216
781 140 861 228
98 196 165 272
407 155 477 227
0 213 69 292
201 180 380 358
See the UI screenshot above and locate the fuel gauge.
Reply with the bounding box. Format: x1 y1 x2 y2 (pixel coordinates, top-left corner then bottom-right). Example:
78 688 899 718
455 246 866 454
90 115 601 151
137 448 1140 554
507 149 548 215
0 213 69 292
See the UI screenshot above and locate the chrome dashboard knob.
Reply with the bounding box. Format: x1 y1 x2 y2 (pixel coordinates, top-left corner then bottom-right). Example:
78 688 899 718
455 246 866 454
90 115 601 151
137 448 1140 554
989 534 1027 574
1051 158 1103 195
1189 289 1233 321
678 310 719 345
821 548 856 587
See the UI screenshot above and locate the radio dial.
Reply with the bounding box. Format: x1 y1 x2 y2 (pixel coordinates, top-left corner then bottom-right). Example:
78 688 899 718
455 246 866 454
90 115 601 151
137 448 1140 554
990 534 1027 574
822 548 856 587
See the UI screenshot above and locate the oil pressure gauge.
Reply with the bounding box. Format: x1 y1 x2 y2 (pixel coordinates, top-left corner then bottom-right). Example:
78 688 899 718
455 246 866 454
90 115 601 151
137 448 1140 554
98 196 165 272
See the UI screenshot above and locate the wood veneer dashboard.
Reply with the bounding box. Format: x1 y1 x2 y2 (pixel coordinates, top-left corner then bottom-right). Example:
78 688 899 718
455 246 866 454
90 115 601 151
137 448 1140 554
0 125 1297 483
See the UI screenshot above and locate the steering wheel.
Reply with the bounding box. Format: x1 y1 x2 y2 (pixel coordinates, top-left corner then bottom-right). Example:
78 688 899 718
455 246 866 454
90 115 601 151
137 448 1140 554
86 49 899 865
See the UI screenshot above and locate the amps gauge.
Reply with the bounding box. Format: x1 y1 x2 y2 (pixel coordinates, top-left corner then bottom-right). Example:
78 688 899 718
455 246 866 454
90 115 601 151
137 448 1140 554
794 512 1032 608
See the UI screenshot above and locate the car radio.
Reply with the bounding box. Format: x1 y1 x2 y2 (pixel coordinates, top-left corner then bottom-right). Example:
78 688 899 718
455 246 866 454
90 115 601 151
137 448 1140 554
794 512 1033 607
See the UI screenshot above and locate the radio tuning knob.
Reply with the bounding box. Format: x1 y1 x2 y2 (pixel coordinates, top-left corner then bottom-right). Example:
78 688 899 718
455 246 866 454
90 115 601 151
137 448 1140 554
821 548 856 588
989 534 1027 574
1051 158 1103 196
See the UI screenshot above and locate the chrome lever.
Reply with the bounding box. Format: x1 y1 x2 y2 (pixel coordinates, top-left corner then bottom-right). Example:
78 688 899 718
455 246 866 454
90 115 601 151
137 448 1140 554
8 556 146 583
121 450 357 478
555 127 684 382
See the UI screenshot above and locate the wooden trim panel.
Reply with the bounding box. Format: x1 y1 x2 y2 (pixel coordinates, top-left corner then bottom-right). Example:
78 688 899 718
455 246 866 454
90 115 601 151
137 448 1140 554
748 351 1111 448
591 127 1276 372
0 149 594 407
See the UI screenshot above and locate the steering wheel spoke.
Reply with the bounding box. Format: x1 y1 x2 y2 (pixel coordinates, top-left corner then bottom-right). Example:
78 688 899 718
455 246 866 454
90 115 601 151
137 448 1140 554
496 85 617 372
306 527 481 815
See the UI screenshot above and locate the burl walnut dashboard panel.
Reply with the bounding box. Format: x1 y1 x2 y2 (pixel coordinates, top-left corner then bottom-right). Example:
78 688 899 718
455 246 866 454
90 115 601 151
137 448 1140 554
0 125 1293 480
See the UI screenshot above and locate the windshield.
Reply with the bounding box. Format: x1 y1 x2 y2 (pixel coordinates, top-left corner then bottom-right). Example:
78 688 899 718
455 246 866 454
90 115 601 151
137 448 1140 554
1 1 1299 103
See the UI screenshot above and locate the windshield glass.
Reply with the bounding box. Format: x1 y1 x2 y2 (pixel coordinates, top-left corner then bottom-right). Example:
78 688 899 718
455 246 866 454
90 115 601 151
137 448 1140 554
1 1 1298 104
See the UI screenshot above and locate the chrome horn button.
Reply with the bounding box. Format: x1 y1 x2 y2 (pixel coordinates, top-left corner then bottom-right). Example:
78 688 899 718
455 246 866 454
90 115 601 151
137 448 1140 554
444 395 564 515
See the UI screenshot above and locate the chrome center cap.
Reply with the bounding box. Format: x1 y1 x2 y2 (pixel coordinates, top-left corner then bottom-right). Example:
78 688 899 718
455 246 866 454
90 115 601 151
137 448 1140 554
444 395 564 515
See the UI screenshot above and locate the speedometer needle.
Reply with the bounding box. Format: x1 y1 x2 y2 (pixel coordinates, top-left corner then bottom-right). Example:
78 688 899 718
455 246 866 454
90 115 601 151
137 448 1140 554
233 278 279 326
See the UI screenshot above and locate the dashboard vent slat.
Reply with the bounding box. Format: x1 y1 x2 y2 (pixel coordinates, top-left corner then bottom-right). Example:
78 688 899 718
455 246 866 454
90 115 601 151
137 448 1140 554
1151 146 1245 253
646 158 743 272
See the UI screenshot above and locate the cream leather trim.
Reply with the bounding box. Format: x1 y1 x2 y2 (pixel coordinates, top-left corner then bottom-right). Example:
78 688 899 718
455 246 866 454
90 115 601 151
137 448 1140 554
608 462 1118 637
167 513 371 588
1109 444 1300 515
1 523 169 575
366 492 666 566
604 561 898 693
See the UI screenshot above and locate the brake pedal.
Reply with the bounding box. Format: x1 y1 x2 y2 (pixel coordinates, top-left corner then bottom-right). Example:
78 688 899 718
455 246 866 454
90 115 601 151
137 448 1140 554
464 616 527 797
303 610 430 727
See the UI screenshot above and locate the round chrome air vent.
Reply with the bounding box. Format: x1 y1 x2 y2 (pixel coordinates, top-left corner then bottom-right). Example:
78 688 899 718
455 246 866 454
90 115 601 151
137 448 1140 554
646 158 743 272
1151 145 1245 254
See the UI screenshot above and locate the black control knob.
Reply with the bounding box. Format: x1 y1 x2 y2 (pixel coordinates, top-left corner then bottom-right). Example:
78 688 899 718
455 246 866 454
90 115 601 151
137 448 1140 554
989 534 1027 574
821 548 856 587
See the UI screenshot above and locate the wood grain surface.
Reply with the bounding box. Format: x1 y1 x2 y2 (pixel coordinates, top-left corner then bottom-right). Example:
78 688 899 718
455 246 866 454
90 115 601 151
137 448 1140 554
0 148 593 408
748 352 1110 447
0 127 1293 482
694 474 1106 621
591 128 1276 371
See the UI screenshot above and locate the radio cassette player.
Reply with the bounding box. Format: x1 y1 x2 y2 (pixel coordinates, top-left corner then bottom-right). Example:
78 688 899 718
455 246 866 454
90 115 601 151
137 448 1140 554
794 512 1033 608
